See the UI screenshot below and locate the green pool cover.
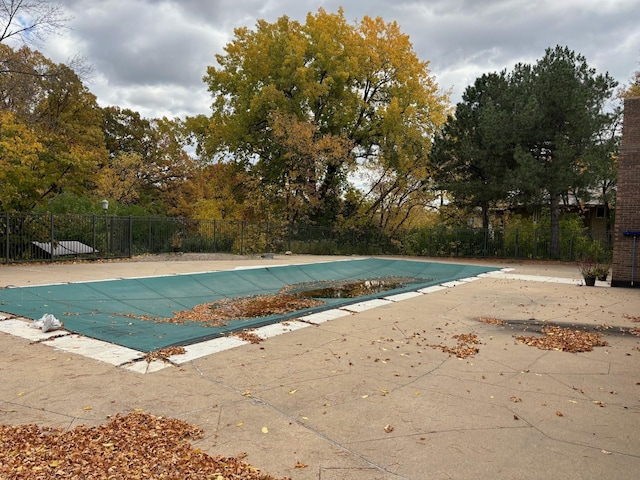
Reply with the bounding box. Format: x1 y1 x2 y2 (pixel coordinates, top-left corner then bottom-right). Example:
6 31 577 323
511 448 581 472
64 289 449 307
0 258 499 352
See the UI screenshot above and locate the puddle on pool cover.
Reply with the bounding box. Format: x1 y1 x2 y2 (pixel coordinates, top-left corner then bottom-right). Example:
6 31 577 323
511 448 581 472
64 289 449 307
292 276 431 299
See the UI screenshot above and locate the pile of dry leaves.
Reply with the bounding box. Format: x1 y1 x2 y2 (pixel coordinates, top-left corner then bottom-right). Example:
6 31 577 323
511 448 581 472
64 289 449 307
477 317 505 325
430 333 480 359
144 346 186 363
516 325 608 353
169 294 324 326
0 411 289 479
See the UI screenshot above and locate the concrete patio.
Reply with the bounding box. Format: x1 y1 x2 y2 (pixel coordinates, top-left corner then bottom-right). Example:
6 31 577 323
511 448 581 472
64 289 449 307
1 255 638 479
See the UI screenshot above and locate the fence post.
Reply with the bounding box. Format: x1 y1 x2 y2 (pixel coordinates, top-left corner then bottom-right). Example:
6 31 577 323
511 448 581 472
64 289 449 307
330 226 334 254
213 220 217 252
569 233 574 261
4 212 9 264
49 212 55 262
455 229 459 257
108 214 113 256
92 215 96 256
265 221 269 253
128 216 133 258
533 229 538 260
483 228 488 257
241 221 245 255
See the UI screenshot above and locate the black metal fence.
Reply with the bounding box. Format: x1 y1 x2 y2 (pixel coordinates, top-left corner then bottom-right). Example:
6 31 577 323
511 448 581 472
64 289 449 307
0 212 611 264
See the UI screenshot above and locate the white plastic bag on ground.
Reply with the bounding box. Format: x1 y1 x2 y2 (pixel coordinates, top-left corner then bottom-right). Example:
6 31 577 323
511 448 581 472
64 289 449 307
31 313 63 332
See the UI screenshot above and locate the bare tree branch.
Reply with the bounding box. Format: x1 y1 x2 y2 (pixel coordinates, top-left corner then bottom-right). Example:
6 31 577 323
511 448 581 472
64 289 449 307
0 0 70 46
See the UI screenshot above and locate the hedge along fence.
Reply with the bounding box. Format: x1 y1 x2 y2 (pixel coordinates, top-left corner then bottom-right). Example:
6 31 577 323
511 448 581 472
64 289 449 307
1 212 611 263
401 224 611 261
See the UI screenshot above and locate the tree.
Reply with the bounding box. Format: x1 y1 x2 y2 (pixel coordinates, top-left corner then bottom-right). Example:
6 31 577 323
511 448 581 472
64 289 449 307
510 46 617 258
101 106 156 161
101 106 197 215
201 7 448 226
0 45 106 211
0 110 43 210
431 72 518 229
263 112 354 223
619 62 640 98
0 0 68 46
94 151 145 205
189 162 254 221
433 46 618 258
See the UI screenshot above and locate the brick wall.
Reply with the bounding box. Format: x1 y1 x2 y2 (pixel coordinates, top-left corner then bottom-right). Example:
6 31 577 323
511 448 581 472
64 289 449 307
611 97 640 288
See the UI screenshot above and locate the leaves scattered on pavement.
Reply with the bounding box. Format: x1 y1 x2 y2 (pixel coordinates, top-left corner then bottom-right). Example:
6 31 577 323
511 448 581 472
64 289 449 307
0 411 289 479
144 346 186 363
476 316 609 353
477 317 505 325
429 333 480 359
234 330 263 344
516 325 607 353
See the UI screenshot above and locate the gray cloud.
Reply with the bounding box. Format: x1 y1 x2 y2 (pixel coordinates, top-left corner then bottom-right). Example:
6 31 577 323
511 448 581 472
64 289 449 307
43 0 640 118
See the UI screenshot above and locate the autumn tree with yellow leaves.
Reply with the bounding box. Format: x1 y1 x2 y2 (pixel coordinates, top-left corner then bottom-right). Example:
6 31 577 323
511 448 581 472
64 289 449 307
201 8 448 227
619 62 640 98
0 44 107 212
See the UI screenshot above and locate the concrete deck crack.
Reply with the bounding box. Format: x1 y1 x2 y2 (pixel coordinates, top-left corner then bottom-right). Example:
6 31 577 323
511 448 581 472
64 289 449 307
190 362 410 479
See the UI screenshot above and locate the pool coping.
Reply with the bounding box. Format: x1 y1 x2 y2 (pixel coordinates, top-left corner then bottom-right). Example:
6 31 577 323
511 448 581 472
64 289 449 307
2 266 599 374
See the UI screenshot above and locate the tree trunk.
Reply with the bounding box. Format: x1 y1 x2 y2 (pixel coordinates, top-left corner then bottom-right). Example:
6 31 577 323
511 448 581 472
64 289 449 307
481 201 490 231
550 193 560 259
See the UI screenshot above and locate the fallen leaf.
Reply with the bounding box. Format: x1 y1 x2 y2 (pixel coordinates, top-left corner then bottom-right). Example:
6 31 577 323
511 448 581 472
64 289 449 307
384 424 394 433
261 426 269 434
510 396 522 403
288 389 297 395
556 411 564 417
294 461 308 469
236 422 244 427
602 449 612 455
361 394 369 399
83 406 93 411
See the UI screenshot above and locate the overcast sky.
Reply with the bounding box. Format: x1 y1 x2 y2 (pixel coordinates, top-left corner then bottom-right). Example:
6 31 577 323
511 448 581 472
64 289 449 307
37 0 640 120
